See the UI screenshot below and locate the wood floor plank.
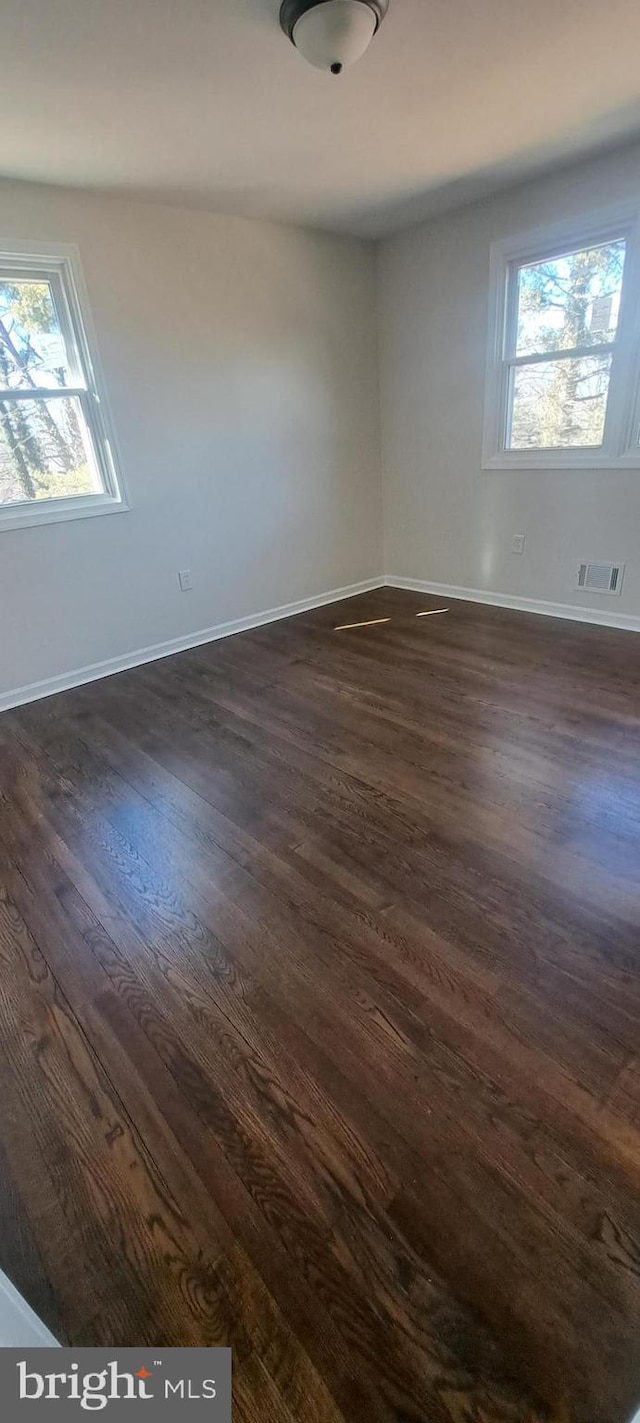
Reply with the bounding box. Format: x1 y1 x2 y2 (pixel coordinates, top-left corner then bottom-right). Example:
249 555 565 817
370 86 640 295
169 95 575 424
1 587 639 1422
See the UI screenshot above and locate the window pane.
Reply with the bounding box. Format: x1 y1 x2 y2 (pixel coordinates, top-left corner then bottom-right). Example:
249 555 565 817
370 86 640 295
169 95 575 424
0 396 104 505
515 240 625 358
508 354 612 451
0 279 74 390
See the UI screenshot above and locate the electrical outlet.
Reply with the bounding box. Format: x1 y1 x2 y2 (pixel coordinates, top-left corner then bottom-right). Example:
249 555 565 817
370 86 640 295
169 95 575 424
512 534 526 556
178 568 193 592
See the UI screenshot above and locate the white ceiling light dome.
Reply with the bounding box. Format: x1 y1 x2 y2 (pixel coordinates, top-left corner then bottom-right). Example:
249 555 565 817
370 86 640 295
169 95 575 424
280 0 389 75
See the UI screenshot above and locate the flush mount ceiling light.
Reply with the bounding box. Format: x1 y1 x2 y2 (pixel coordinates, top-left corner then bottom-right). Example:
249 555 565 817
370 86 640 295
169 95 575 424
280 0 389 75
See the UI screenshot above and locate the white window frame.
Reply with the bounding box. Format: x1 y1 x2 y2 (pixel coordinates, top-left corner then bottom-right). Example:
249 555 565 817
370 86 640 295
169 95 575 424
0 240 128 531
482 205 640 470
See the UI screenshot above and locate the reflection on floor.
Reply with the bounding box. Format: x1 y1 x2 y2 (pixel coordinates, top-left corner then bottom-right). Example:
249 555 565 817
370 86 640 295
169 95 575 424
0 586 639 1423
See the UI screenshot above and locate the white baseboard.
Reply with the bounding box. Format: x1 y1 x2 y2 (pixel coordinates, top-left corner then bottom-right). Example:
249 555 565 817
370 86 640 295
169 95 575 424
385 576 640 633
0 577 384 714
0 1269 58 1347
4 572 638 715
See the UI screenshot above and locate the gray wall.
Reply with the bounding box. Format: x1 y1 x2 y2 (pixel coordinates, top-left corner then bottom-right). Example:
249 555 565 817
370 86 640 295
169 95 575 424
0 179 382 701
378 142 640 620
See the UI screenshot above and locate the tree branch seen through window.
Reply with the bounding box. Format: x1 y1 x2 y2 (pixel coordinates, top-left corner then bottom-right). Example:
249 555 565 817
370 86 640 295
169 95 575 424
0 248 124 530
507 240 625 451
483 215 640 469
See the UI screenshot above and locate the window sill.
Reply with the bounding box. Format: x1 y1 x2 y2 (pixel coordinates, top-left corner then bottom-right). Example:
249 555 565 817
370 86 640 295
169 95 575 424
0 493 129 533
482 451 640 472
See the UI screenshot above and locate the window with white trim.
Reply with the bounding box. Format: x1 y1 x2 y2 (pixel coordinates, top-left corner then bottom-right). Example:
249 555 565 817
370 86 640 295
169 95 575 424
482 210 640 469
0 244 126 530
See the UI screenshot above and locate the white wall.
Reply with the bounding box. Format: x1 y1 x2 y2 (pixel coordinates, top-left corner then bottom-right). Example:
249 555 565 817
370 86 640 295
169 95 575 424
0 179 382 702
6 141 640 708
378 142 640 621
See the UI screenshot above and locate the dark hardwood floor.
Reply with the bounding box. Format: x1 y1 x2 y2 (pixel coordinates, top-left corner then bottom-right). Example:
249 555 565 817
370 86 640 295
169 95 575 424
1 586 639 1423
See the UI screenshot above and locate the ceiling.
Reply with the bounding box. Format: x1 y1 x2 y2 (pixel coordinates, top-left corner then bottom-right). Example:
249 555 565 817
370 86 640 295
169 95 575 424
3 0 640 238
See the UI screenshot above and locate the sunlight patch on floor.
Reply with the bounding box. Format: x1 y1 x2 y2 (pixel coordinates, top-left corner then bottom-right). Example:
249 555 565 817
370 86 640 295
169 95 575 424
334 617 392 631
334 610 450 630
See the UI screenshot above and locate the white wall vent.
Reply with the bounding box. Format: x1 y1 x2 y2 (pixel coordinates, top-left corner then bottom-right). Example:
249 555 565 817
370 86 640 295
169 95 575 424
576 561 624 596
